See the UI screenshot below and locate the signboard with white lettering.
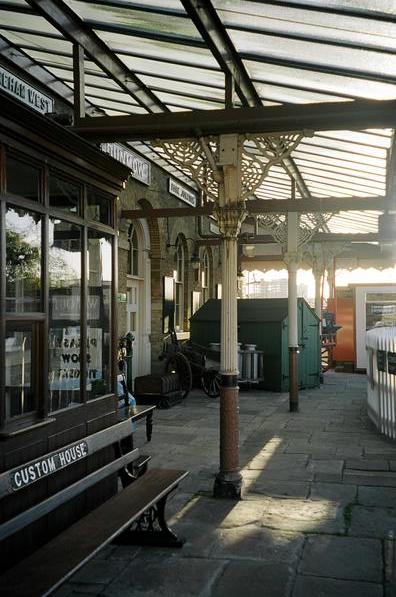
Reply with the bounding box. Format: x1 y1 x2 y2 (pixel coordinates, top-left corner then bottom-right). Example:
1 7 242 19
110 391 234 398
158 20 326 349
10 441 89 491
101 143 151 185
168 178 197 207
209 221 220 235
0 66 53 114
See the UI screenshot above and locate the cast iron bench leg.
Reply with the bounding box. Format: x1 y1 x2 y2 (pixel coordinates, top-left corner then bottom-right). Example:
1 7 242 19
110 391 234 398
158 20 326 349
113 489 183 548
146 412 153 442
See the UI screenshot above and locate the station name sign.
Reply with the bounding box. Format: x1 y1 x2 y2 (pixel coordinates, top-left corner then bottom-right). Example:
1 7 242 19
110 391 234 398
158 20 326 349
168 178 197 207
9 441 89 491
101 143 151 186
0 66 53 115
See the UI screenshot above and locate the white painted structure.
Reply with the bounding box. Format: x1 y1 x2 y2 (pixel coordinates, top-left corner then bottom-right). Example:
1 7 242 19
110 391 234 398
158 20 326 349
356 285 396 370
366 326 396 439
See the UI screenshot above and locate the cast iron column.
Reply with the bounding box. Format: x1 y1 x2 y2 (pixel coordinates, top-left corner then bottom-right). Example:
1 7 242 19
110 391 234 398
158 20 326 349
213 201 246 497
214 226 242 498
314 266 323 322
285 212 299 412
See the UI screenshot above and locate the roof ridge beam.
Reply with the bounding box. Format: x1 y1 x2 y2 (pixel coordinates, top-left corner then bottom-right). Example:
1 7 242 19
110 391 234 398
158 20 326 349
72 99 396 140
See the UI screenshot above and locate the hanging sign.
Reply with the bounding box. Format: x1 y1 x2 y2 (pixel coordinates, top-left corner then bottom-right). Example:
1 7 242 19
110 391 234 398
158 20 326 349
10 441 89 491
168 178 197 207
209 221 220 235
0 66 53 114
101 143 151 185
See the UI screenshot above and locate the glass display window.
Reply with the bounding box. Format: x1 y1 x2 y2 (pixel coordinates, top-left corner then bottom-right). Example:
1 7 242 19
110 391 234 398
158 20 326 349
6 154 41 202
87 187 112 225
49 173 81 214
6 206 42 313
1 143 118 431
87 230 113 400
5 321 39 419
48 220 82 412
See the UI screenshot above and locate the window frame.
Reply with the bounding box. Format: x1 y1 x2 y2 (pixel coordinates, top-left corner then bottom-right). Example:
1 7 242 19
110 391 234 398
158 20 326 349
0 142 117 431
174 237 185 332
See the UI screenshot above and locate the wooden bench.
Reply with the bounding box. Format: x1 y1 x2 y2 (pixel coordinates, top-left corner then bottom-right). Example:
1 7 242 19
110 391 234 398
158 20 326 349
0 417 188 597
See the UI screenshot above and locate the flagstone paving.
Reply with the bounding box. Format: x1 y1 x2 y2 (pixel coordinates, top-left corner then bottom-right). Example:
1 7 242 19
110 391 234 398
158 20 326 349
57 372 396 596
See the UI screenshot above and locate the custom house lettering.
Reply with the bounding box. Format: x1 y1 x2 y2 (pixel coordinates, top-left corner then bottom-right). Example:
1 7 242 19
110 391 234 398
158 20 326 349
10 441 89 491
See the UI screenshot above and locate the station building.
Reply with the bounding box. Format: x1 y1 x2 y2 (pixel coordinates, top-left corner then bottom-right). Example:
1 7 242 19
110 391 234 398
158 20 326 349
0 0 395 583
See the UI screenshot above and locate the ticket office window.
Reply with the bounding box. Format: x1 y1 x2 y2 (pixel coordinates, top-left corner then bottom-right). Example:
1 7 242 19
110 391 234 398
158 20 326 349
1 146 116 430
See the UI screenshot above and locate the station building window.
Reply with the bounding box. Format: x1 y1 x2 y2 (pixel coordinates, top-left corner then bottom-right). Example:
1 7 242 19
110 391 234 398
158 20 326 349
129 223 139 277
174 237 186 332
201 249 212 304
1 145 116 429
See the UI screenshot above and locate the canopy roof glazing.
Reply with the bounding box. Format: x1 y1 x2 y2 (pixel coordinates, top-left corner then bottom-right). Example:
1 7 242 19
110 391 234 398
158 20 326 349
0 0 395 235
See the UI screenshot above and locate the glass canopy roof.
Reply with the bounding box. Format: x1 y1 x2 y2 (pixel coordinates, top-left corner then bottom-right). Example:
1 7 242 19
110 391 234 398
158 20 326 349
0 0 395 237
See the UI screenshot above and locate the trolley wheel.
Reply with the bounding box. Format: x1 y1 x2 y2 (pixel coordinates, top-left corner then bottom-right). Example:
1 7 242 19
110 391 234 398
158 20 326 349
165 353 192 399
201 369 221 398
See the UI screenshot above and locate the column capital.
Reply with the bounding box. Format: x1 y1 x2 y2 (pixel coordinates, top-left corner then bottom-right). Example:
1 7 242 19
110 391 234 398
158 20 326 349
214 205 247 238
283 250 301 268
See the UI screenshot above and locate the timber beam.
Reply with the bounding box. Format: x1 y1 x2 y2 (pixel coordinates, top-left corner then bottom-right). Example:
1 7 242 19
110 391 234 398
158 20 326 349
194 233 380 246
121 196 386 219
72 99 396 141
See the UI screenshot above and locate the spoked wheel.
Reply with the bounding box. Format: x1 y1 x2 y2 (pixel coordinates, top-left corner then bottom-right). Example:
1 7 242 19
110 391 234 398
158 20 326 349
201 369 221 398
165 353 193 399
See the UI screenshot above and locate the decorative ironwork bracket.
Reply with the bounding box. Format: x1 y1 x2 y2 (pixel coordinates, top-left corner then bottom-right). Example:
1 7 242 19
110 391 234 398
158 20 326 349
155 132 306 204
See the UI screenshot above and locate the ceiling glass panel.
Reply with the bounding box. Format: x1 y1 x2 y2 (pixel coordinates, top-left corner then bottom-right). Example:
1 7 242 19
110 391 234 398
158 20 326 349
22 49 103 75
3 31 71 53
96 30 218 68
68 1 200 42
328 211 380 233
85 96 146 114
244 60 396 100
138 74 226 102
74 0 183 13
0 0 29 5
294 158 386 182
307 135 388 158
154 91 221 110
81 86 136 103
266 1 396 19
301 174 384 196
98 108 135 116
294 144 385 168
0 11 60 36
297 166 385 191
84 87 139 106
254 81 346 104
214 1 396 51
229 29 396 80
319 130 393 148
116 54 223 87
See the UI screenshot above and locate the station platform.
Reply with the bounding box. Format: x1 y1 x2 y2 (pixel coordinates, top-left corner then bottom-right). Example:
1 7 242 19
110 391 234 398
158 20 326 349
59 372 396 597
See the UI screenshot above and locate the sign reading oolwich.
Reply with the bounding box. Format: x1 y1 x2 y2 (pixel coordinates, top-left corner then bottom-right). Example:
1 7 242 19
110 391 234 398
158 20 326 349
101 143 151 185
9 441 89 491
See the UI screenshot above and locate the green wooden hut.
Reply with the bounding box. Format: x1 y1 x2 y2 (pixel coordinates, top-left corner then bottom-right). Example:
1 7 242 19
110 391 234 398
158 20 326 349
190 298 320 391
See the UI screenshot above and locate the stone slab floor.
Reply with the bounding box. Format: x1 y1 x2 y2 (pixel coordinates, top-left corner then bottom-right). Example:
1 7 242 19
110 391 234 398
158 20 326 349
58 372 396 597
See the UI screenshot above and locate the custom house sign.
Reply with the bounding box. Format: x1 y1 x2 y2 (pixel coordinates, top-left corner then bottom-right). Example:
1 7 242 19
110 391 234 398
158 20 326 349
0 66 54 114
101 143 151 185
9 441 89 491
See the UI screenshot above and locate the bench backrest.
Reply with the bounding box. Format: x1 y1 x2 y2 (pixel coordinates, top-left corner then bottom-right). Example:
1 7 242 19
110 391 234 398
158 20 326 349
0 418 137 542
